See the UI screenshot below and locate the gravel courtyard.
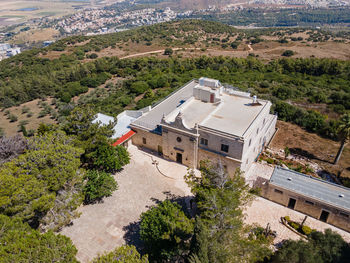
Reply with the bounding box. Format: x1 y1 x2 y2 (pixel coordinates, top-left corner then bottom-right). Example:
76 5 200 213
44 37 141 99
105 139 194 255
60 146 193 263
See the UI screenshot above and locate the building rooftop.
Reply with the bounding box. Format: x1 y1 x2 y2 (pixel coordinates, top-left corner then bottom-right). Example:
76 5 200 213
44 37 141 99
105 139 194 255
132 78 269 138
132 80 198 130
199 93 267 137
270 167 350 212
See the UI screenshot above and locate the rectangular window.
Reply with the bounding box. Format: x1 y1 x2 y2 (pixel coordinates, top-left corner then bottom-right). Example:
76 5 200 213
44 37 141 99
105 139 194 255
305 200 314 206
340 212 349 218
142 137 146 144
200 138 208 146
274 189 283 194
221 144 229 153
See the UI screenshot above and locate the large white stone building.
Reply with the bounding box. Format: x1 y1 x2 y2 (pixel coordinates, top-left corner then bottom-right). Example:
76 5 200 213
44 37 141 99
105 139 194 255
129 77 277 175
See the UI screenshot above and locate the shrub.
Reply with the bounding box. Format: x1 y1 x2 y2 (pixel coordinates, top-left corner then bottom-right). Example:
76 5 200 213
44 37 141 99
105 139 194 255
249 187 262 196
38 110 48 118
301 225 312 235
282 50 295 57
164 48 173 56
8 114 18 122
19 120 29 126
266 158 274 164
21 106 30 114
284 147 290 158
290 222 300 230
284 216 291 222
26 112 33 118
89 53 98 59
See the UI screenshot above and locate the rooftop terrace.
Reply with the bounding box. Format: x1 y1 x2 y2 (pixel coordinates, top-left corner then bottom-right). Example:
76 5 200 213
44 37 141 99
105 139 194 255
132 78 269 138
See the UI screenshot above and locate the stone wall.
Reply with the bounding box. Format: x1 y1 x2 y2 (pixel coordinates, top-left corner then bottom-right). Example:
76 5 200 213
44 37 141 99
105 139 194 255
162 126 198 168
131 127 163 153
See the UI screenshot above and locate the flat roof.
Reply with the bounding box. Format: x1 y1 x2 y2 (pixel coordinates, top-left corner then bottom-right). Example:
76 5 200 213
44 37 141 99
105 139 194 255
270 167 350 212
200 93 267 137
132 80 198 130
131 79 268 137
165 98 218 128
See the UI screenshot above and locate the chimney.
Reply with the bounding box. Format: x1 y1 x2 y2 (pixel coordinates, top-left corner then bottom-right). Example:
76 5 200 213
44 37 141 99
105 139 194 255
253 95 257 104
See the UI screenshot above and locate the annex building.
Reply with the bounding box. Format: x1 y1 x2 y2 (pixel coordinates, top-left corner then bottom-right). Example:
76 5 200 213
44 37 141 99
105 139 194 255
129 77 277 175
259 167 350 232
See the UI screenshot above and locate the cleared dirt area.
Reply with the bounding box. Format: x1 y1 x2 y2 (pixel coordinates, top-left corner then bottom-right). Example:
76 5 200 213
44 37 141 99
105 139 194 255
0 98 56 136
270 121 350 179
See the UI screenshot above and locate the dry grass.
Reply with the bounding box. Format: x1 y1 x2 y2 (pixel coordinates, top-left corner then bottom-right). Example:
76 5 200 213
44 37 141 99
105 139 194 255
11 28 59 45
270 121 350 179
0 98 56 136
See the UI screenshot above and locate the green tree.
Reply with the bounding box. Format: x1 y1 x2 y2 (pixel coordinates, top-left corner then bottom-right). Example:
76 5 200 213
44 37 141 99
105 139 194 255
130 81 149 95
270 229 350 263
84 170 118 203
63 105 115 167
164 48 173 56
334 113 350 164
0 131 84 230
186 161 272 263
91 245 148 263
140 200 194 261
92 143 130 172
0 215 78 262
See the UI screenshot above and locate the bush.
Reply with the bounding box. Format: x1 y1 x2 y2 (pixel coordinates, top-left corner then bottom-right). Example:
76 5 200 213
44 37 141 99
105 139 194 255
282 50 295 57
290 222 300 230
130 81 149 95
8 114 18 122
266 158 274 164
26 112 33 118
284 216 291 222
21 106 30 114
83 170 118 204
89 53 98 59
164 48 173 56
249 187 262 196
301 225 312 235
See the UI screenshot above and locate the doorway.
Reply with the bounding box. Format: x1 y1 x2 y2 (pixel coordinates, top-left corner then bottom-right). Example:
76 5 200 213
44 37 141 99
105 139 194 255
319 210 329 222
158 145 163 156
210 94 214 103
288 198 296 209
176 153 182 164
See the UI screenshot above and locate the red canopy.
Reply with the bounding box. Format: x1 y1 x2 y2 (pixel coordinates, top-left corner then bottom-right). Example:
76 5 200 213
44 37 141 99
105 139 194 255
112 130 136 147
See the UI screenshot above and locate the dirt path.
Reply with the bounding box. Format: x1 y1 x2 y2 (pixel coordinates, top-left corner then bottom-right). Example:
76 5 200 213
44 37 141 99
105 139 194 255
247 44 253 52
120 47 203 59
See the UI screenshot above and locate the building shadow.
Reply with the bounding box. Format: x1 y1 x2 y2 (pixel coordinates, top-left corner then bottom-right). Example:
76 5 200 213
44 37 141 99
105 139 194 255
289 147 333 164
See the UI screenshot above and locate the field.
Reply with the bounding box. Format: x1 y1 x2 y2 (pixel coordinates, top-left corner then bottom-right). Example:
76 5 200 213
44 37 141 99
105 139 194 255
11 28 59 44
0 0 91 27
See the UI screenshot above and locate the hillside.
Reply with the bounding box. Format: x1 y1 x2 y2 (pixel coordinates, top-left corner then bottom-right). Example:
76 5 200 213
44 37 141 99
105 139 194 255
0 19 349 179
